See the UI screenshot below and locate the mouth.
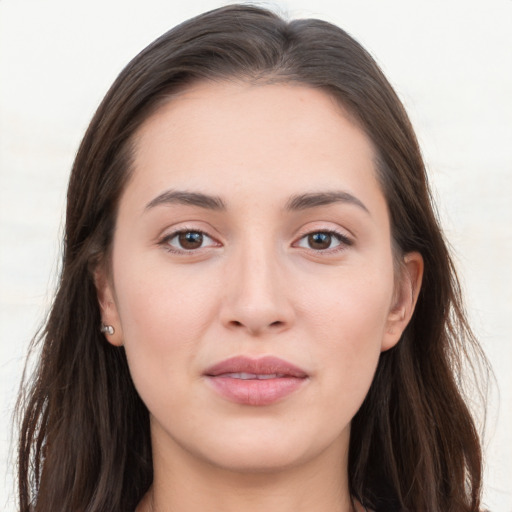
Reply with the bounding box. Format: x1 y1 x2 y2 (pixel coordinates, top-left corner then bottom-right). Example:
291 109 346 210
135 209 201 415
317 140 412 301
203 356 309 406
216 372 288 380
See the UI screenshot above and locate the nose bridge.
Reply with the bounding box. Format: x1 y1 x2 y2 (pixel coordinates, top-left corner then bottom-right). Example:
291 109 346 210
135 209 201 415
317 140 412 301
239 236 278 299
221 232 293 334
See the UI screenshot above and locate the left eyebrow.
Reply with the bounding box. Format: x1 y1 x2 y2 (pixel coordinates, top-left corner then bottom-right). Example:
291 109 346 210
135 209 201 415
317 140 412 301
285 191 370 214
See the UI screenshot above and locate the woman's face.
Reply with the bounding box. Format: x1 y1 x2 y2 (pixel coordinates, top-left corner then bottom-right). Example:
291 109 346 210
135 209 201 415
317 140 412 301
97 82 422 474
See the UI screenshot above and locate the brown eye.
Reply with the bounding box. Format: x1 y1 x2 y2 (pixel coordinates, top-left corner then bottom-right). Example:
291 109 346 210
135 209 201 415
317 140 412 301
178 231 204 249
307 232 332 250
163 230 218 252
295 230 351 252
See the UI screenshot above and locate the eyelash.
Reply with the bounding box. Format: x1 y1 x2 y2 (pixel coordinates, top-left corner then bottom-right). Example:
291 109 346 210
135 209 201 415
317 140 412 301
293 229 353 253
159 229 219 254
158 228 353 254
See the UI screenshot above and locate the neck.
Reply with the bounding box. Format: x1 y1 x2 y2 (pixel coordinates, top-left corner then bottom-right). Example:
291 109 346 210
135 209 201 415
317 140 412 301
140 474 359 512
138 429 359 512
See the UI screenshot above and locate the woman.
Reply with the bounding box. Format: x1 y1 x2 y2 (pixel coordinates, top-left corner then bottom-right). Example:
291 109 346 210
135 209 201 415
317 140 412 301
16 4 488 511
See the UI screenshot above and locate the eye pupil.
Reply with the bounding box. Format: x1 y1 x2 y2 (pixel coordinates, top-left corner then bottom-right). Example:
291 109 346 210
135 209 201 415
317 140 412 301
308 232 331 249
178 231 203 249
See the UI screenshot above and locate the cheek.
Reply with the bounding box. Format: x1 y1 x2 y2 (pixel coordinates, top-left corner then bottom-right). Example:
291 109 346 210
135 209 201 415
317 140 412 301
302 262 394 345
111 254 220 387
114 250 217 336
299 262 394 397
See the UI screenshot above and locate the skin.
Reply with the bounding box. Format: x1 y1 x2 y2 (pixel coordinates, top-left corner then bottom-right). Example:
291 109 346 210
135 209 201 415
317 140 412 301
96 82 423 512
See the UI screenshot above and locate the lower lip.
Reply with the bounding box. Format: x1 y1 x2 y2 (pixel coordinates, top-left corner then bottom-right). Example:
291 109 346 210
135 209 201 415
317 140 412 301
206 376 307 406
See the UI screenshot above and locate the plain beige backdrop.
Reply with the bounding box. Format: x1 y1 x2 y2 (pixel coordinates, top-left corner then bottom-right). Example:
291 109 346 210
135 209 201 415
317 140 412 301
1 0 511 510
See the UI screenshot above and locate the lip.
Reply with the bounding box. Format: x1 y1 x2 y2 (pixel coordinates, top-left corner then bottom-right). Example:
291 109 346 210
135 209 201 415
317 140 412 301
203 356 309 406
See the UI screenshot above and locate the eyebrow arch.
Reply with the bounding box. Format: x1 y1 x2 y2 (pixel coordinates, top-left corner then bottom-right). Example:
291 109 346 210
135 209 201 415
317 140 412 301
285 191 370 214
145 190 226 211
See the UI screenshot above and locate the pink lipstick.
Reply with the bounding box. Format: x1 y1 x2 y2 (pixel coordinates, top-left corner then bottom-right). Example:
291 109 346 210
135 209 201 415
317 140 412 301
203 356 308 406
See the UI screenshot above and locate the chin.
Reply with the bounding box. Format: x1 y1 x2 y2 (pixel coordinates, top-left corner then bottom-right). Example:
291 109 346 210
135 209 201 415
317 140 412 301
183 420 348 476
204 444 309 474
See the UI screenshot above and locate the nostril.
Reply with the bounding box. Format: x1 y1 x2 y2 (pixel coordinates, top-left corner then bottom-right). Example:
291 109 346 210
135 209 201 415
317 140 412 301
227 319 284 330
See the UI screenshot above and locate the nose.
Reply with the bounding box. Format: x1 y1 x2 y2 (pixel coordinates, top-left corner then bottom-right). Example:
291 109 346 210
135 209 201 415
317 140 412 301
219 242 295 336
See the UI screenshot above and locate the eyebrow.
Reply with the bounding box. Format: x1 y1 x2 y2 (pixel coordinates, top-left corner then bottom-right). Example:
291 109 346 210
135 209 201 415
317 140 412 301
145 190 226 211
144 189 369 215
285 191 370 214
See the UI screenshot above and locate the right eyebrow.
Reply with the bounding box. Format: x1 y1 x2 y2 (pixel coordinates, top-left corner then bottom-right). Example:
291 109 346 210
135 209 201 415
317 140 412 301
144 189 226 212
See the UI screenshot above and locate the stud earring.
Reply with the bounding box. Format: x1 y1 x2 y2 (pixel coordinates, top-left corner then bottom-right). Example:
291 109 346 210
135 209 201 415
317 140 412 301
100 324 115 335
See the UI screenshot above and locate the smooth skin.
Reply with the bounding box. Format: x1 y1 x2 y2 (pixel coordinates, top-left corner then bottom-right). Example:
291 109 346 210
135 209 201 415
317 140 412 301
96 82 423 512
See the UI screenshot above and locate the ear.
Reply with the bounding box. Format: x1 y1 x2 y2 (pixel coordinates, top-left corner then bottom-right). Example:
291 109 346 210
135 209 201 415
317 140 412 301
381 251 424 352
93 265 124 347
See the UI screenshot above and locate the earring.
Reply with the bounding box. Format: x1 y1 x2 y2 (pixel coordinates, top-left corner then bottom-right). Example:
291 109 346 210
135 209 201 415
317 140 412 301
100 323 115 335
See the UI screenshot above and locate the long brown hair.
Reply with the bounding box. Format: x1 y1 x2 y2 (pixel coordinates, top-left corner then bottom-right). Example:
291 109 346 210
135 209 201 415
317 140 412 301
16 4 488 511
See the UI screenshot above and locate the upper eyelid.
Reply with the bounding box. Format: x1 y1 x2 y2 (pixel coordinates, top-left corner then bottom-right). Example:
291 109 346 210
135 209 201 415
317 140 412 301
162 229 218 243
156 222 354 244
294 224 354 241
158 222 221 240
297 227 350 238
294 230 352 246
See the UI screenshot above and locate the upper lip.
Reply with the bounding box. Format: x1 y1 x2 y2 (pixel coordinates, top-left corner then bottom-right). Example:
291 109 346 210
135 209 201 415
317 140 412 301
204 356 308 378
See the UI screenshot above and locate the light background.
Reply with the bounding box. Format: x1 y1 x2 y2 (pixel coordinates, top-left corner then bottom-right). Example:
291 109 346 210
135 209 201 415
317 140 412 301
0 0 510 510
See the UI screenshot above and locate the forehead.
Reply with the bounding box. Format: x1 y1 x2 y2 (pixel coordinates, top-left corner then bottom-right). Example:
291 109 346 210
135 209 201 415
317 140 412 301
127 81 382 212
134 80 370 154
